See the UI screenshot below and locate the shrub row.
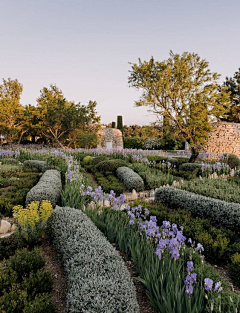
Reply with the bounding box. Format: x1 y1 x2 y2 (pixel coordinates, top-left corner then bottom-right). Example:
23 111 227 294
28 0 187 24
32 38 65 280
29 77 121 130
23 160 47 172
94 172 125 195
131 163 179 189
177 177 240 203
26 170 62 207
155 186 240 232
47 207 139 313
0 248 54 313
179 162 202 173
116 166 144 192
95 159 129 173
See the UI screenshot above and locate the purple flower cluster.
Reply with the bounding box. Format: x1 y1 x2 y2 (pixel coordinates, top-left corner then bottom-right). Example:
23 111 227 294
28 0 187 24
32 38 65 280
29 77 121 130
82 185 104 202
66 155 81 182
107 190 125 210
185 261 197 297
126 205 149 225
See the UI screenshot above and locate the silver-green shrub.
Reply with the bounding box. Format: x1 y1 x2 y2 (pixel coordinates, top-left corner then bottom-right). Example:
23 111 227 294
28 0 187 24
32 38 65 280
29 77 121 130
25 170 62 207
155 186 240 231
47 207 139 313
116 166 144 191
234 170 240 178
23 160 47 172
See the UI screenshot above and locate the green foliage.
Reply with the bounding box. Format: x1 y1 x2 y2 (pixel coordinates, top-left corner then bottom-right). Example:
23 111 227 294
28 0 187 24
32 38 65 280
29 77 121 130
221 68 240 122
0 166 40 216
75 129 99 148
116 166 144 191
111 121 116 128
177 177 240 203
124 137 144 149
95 159 129 173
23 293 55 313
23 160 47 172
1 158 18 164
61 175 94 209
155 186 240 231
47 207 139 313
0 235 24 261
128 51 231 161
131 163 179 189
86 208 240 313
90 155 107 167
94 172 124 195
229 253 240 287
179 163 202 173
117 115 123 130
8 248 45 278
0 248 54 313
224 153 240 169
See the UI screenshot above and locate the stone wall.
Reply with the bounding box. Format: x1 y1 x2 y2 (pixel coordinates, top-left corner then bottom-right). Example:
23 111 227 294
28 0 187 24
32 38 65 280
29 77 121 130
97 127 123 149
204 122 240 158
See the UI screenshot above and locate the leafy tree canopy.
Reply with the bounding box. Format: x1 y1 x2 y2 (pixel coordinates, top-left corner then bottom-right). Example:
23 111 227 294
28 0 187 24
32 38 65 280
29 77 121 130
128 51 231 161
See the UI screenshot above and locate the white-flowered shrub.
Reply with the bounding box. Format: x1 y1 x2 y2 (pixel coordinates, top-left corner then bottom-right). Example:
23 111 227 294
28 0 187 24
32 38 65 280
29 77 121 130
47 207 139 313
26 170 62 207
116 166 144 191
155 186 240 231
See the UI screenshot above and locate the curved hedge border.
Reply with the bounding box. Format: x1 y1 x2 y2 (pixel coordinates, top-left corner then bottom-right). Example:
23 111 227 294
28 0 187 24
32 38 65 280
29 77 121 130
116 167 144 192
179 163 202 173
25 169 62 207
155 186 240 232
47 207 139 313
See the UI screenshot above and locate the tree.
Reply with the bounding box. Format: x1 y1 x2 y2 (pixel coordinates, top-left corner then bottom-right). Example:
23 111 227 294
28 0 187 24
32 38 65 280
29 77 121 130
128 51 231 162
221 68 240 122
36 85 100 148
0 78 23 145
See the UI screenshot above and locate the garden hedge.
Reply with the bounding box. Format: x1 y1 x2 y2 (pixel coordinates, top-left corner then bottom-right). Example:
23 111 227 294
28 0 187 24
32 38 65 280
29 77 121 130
47 207 139 313
116 166 144 191
25 170 62 207
23 160 47 172
155 186 240 232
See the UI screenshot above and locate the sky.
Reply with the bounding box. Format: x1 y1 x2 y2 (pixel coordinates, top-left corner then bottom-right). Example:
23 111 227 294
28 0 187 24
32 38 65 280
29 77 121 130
0 0 240 126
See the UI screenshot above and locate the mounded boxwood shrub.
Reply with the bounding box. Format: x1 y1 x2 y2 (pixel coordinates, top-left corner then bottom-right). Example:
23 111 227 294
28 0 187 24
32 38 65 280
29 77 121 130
90 155 107 167
116 167 144 192
179 162 202 173
95 159 129 173
155 186 240 232
26 170 62 207
224 153 240 169
24 160 47 172
47 207 139 313
229 253 240 287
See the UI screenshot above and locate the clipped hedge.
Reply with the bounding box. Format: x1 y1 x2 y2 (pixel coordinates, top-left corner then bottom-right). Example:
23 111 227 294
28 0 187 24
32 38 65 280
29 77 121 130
155 186 240 232
23 160 47 172
179 162 202 173
116 166 144 192
26 170 62 207
95 159 129 173
47 207 139 313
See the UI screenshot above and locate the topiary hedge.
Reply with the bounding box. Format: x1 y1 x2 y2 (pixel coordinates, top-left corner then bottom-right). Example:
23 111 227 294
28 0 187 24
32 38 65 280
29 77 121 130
25 170 62 207
179 162 202 173
116 167 144 192
155 186 240 232
47 207 139 313
95 159 129 173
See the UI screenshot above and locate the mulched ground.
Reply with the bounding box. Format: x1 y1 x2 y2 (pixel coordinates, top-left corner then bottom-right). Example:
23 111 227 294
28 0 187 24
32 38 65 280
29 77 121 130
40 237 67 313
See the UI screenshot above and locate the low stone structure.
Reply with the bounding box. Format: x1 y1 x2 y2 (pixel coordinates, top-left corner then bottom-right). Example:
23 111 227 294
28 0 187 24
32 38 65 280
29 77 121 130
204 122 240 158
98 127 123 149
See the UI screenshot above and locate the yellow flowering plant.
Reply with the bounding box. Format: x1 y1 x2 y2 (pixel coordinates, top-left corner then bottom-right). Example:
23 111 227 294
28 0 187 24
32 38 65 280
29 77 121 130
13 200 53 246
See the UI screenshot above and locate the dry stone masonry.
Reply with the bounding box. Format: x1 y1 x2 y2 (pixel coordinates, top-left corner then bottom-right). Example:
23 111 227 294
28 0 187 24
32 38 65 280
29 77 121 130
204 122 240 158
98 127 123 149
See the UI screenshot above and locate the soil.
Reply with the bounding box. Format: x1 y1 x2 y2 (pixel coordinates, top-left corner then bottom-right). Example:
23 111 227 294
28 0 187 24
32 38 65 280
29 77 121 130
114 243 158 313
40 237 67 313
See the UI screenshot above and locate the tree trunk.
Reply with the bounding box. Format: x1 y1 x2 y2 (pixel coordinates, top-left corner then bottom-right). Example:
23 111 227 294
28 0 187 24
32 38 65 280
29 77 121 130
189 145 200 163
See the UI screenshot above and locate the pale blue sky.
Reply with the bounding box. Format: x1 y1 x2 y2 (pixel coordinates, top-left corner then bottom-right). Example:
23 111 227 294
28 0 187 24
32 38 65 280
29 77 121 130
0 0 239 125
